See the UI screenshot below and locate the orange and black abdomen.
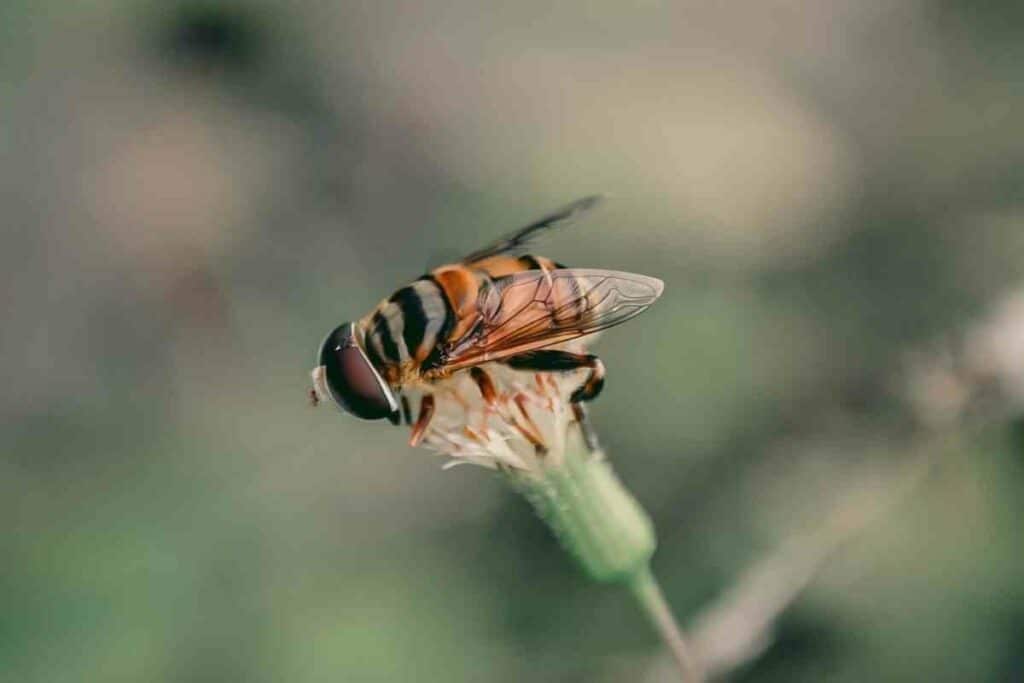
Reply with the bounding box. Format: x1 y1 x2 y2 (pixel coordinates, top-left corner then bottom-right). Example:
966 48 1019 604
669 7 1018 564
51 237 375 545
362 277 454 373
363 254 564 374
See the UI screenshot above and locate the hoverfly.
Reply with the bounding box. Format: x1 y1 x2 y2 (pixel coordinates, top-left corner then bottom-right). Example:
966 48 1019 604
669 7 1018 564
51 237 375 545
311 196 664 446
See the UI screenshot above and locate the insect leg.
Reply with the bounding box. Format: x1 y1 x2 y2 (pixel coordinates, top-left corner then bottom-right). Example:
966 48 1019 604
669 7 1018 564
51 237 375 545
503 350 606 403
408 394 435 447
471 366 546 450
469 366 501 434
400 394 413 425
469 367 498 406
571 402 601 453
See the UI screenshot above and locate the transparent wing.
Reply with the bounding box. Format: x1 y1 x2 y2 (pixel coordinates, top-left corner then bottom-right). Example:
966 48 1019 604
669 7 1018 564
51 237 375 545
460 196 603 264
442 268 664 370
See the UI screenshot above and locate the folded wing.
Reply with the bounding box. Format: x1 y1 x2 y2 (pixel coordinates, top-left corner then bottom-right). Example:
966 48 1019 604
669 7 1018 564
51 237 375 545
442 268 664 369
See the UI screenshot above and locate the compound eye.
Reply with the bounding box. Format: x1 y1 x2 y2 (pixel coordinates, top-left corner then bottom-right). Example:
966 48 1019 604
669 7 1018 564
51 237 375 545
318 323 396 420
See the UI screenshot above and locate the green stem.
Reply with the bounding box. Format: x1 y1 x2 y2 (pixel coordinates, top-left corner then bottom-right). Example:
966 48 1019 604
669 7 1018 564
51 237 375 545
506 440 701 680
628 566 704 682
505 445 655 582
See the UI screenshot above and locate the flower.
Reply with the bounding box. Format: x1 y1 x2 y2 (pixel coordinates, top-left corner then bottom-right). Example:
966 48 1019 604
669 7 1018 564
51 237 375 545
418 346 587 473
413 350 688 668
414 346 657 584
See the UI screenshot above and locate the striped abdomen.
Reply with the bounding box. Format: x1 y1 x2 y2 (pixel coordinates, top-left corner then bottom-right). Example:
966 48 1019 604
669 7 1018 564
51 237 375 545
362 278 453 376
362 254 564 381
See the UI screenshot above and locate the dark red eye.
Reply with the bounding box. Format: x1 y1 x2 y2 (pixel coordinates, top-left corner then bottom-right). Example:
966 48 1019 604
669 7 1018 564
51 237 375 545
318 323 397 420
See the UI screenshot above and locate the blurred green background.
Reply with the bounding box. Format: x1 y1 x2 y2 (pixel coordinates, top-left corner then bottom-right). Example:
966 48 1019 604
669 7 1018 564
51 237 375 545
3 1 1024 681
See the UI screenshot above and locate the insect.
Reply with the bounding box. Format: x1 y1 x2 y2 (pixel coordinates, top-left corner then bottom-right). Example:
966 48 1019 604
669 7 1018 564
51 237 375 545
311 196 664 446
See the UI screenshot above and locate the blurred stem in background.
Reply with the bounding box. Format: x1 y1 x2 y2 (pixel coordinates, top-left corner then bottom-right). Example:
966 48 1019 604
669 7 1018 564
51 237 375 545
636 283 1024 680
